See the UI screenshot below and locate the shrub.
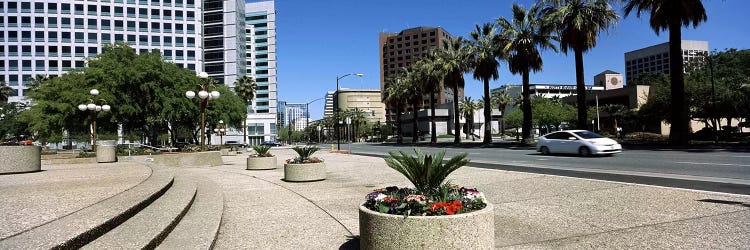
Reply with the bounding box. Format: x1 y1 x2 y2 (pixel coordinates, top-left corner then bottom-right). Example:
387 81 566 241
251 145 273 157
384 149 468 195
286 146 323 164
77 151 96 158
623 132 667 142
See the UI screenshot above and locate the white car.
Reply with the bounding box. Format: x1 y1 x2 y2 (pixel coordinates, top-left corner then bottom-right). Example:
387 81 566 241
536 130 622 156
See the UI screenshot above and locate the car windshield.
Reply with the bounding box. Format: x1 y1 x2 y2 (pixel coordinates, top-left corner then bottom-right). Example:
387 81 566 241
574 131 604 139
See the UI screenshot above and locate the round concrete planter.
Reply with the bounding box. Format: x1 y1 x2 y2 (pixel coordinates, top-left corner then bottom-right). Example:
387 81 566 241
246 156 277 170
283 162 326 182
0 146 42 174
358 203 494 250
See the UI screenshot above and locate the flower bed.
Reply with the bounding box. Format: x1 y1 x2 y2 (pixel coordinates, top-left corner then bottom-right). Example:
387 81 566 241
363 185 487 216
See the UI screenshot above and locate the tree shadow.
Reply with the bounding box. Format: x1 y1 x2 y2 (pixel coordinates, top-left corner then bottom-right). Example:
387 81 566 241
339 235 359 250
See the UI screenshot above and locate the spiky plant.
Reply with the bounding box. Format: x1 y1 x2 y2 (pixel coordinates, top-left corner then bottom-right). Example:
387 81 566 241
252 145 273 157
290 146 321 163
384 149 469 195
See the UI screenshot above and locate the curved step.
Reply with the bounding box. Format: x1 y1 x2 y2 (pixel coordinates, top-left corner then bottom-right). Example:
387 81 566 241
83 174 197 249
0 166 175 249
158 176 224 250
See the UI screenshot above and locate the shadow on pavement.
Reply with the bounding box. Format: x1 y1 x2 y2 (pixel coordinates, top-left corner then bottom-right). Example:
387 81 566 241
339 236 359 250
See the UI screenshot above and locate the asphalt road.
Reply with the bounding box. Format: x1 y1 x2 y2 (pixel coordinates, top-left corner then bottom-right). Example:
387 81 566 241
319 143 750 194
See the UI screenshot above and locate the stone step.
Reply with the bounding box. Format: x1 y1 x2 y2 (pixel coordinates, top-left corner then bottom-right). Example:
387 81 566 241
83 174 197 249
0 165 175 249
158 175 224 250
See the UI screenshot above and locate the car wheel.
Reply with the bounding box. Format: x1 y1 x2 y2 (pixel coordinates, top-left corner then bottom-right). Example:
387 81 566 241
578 147 591 157
540 146 550 155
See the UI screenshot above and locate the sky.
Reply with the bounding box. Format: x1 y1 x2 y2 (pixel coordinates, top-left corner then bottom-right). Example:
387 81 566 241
273 0 750 120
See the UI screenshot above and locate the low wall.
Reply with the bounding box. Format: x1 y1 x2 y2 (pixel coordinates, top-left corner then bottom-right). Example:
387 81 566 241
0 146 41 174
149 151 223 167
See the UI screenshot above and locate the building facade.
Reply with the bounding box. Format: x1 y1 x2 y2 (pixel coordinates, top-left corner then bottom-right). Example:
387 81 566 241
323 91 334 118
379 27 460 120
284 103 306 131
203 0 245 86
624 40 708 85
0 0 203 103
335 88 386 123
499 84 605 99
243 0 277 145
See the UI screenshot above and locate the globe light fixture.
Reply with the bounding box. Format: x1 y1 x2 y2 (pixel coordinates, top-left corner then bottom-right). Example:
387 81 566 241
186 72 220 151
185 91 196 99
78 89 110 151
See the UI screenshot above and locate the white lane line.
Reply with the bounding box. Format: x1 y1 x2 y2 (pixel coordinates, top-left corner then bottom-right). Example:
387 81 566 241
728 155 750 158
675 161 750 167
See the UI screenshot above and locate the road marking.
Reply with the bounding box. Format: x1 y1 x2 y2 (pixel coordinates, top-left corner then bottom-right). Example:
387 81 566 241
728 155 750 158
676 161 750 167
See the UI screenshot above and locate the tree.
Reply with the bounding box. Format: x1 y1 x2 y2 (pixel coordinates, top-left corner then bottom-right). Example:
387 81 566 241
468 23 503 144
417 52 445 143
384 76 408 144
624 0 707 145
0 81 12 103
402 66 425 143
543 0 619 129
435 37 472 144
600 104 628 135
459 96 481 140
498 3 558 143
0 102 28 141
234 76 257 145
491 87 513 136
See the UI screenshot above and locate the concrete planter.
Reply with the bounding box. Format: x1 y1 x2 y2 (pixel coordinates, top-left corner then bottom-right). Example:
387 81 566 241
0 146 42 174
96 140 117 163
358 203 494 250
283 162 326 182
246 156 277 170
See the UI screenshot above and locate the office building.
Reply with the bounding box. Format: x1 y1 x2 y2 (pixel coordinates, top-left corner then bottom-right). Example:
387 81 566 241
624 40 708 85
499 84 605 99
323 91 334 118
203 0 245 86
0 0 203 103
334 88 386 123
285 103 306 131
379 27 460 119
242 0 277 145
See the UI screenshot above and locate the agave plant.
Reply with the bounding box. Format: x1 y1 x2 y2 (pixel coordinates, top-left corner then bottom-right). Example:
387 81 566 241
252 145 273 157
384 149 469 195
289 146 322 164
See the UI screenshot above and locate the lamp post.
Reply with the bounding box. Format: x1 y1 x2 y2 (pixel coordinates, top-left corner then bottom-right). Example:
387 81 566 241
214 120 226 146
304 96 325 142
317 125 321 144
185 72 220 151
335 73 363 150
78 89 110 151
345 116 352 143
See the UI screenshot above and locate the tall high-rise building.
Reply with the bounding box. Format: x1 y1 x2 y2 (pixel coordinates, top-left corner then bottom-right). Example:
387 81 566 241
379 27 460 120
1 0 203 103
203 0 246 85
323 91 334 118
243 0 276 145
285 103 307 131
624 40 708 85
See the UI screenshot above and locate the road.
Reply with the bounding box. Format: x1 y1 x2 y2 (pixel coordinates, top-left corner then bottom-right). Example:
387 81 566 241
319 143 750 194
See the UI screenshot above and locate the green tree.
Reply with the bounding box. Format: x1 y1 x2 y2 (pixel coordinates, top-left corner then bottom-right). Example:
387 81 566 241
600 104 628 135
384 76 409 144
234 76 257 145
0 102 29 141
402 66 425 143
624 0 707 145
543 0 619 129
468 23 504 144
459 96 481 140
498 3 558 143
0 81 12 103
435 37 472 144
491 87 513 136
505 109 524 141
417 52 444 143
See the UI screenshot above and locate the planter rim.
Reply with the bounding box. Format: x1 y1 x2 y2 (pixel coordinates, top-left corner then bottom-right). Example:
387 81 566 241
248 155 275 158
358 202 493 220
284 162 325 165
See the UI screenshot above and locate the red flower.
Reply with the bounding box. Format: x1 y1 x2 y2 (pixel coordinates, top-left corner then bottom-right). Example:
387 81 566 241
383 196 399 203
429 200 463 215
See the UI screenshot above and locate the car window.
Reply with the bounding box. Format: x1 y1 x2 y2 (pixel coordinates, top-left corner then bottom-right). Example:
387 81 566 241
546 132 568 140
573 131 604 139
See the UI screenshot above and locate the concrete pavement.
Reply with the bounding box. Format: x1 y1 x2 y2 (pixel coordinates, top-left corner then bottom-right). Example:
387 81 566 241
1 149 749 248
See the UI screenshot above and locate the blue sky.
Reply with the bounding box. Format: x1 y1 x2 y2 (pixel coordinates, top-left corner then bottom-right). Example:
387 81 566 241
274 0 750 120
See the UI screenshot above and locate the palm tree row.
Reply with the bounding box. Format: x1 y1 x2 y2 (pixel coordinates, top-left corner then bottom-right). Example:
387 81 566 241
383 0 705 146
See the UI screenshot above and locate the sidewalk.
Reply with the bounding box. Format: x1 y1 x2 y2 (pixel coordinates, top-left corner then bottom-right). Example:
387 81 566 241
210 149 750 249
1 149 748 248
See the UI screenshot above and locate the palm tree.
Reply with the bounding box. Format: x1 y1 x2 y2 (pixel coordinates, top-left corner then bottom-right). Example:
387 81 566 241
234 76 257 146
491 88 513 138
459 96 481 140
468 23 503 144
601 104 628 135
384 76 408 144
498 3 558 143
349 108 368 142
624 0 707 145
0 81 12 103
417 52 444 143
436 37 472 144
402 66 425 143
543 0 619 130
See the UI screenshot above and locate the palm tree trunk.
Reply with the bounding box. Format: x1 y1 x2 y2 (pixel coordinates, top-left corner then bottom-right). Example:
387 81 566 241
575 48 587 130
521 69 532 143
453 78 461 144
483 79 492 144
243 112 247 145
412 100 419 143
500 107 505 139
396 108 403 144
668 21 689 145
430 86 437 143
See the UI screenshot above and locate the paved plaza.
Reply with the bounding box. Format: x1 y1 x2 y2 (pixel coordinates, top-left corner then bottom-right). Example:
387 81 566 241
1 148 749 249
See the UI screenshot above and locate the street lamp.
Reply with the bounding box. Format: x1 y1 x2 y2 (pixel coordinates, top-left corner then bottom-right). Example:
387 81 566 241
335 73 363 150
186 72 220 151
78 89 110 151
214 120 226 146
305 96 325 142
317 125 321 143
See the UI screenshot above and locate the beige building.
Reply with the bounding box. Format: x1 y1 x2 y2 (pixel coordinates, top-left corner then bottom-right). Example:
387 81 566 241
335 89 386 123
